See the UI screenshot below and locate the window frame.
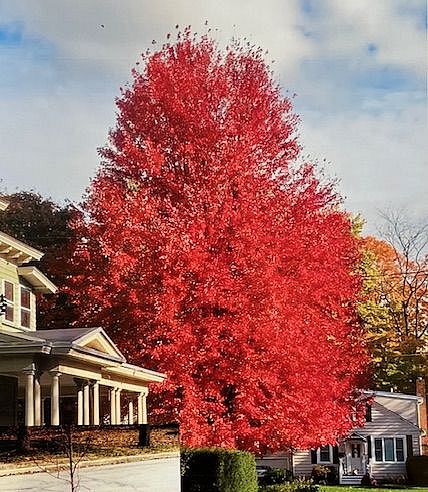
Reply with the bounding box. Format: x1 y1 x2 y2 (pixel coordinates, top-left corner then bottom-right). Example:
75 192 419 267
2 280 15 324
318 445 333 464
372 436 406 463
19 285 31 329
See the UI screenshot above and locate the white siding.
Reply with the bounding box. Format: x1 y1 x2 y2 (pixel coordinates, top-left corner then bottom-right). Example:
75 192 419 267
376 395 418 425
355 402 420 453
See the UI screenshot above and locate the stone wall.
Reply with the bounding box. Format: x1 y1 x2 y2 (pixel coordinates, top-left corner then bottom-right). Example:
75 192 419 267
0 423 180 452
148 423 180 448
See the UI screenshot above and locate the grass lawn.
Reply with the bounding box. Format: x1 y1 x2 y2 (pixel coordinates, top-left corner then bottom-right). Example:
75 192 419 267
321 487 428 492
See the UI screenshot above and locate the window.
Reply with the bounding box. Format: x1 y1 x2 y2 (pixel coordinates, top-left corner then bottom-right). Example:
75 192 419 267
373 437 405 462
20 287 31 328
319 445 331 463
351 443 361 458
3 281 14 322
365 404 372 422
396 438 404 462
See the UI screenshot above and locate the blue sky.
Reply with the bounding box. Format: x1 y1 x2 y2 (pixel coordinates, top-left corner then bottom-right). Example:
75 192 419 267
0 0 426 234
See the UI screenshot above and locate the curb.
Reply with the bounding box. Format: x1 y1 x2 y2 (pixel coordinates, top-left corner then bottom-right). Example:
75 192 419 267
0 450 180 477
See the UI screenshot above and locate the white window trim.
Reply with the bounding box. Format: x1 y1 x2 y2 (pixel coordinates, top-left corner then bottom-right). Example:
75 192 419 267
318 445 333 464
19 285 32 329
2 279 15 325
372 436 407 463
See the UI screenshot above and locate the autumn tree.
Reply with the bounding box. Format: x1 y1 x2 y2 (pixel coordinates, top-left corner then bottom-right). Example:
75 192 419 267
358 212 428 393
68 31 368 453
0 191 77 329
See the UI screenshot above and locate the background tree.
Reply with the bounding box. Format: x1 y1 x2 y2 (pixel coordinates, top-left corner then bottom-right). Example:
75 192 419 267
68 31 368 453
358 212 428 393
0 191 77 329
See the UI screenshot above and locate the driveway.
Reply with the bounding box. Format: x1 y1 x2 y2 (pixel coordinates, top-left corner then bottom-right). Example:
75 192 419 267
0 456 180 491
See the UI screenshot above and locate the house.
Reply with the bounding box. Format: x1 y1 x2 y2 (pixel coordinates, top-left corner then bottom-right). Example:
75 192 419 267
0 197 166 428
293 389 424 484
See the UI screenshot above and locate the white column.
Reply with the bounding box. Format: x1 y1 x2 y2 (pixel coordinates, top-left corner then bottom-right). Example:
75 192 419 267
110 387 116 425
92 382 100 426
83 382 90 425
34 375 41 426
24 371 34 427
115 389 121 425
137 392 147 425
142 392 147 424
128 399 134 425
77 384 83 425
50 372 60 426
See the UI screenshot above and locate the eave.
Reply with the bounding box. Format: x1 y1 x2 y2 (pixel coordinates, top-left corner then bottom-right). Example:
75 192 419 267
0 343 52 355
18 266 58 294
0 231 44 265
104 363 167 383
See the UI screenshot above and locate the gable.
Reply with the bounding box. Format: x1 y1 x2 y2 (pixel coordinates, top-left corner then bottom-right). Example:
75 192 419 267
375 394 418 425
73 328 125 361
355 401 420 435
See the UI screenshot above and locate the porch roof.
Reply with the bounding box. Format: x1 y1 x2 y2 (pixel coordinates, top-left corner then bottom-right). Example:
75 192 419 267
0 327 166 385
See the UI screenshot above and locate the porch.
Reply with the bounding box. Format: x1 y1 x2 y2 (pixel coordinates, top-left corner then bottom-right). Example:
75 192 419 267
338 432 368 485
0 327 166 428
1 370 149 427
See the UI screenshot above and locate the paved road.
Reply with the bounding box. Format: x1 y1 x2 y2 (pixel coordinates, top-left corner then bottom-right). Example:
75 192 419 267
0 457 180 492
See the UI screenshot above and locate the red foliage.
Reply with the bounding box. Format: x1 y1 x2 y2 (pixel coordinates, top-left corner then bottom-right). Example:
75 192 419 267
68 32 368 453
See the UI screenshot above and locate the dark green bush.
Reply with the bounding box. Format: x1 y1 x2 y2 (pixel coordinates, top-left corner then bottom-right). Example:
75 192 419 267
260 478 319 492
181 447 258 492
406 455 428 486
259 467 292 486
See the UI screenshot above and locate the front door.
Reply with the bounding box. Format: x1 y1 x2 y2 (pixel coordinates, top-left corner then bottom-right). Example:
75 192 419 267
348 441 364 474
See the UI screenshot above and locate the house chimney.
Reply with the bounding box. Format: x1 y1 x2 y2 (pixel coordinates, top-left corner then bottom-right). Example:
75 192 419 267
416 377 427 456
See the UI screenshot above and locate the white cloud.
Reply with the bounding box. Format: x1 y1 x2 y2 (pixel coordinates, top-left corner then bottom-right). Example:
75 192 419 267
299 94 428 234
1 0 312 76
0 0 426 233
0 92 116 202
304 0 426 76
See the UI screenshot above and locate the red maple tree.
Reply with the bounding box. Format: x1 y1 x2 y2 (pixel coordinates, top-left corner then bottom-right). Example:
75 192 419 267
68 31 368 453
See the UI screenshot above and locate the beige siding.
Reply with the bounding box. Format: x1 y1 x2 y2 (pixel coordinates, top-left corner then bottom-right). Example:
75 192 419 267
0 259 20 332
256 452 291 470
1 258 37 332
293 450 314 477
30 291 36 330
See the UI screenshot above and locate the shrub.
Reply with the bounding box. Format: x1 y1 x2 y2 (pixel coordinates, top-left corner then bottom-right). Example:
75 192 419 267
360 472 377 487
310 464 337 484
181 447 258 492
406 455 428 486
260 478 319 492
259 467 292 486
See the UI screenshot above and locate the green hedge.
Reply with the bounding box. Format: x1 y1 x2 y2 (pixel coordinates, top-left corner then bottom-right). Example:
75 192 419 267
406 455 428 486
181 447 258 492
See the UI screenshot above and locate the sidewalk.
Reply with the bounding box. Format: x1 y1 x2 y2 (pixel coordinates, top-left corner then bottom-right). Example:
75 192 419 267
0 449 180 477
